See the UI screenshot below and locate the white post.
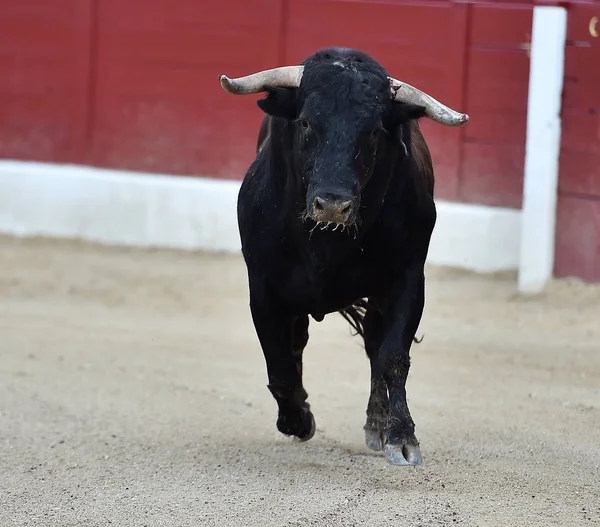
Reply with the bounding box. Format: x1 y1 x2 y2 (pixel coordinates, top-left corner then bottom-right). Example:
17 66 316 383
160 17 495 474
518 6 568 294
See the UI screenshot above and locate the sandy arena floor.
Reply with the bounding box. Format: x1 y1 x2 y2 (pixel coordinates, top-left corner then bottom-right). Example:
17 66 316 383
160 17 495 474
0 235 599 526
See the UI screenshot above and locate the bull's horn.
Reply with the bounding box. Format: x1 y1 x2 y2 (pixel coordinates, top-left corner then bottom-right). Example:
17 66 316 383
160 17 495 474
219 66 304 95
389 77 469 127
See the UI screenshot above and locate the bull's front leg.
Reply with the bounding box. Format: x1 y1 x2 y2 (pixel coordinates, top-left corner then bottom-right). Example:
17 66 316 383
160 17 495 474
362 303 388 451
249 278 315 441
378 264 426 466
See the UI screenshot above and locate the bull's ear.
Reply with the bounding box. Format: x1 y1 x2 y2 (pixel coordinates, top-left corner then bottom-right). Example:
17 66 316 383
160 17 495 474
257 86 297 120
391 101 427 123
389 102 426 156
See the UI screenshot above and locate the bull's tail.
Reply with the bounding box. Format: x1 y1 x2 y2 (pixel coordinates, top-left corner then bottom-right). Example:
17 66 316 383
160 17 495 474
338 298 423 344
339 299 369 339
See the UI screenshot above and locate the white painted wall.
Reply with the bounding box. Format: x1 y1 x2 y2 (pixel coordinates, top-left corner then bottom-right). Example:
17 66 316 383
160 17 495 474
518 6 568 293
429 202 521 273
0 161 241 252
0 160 521 273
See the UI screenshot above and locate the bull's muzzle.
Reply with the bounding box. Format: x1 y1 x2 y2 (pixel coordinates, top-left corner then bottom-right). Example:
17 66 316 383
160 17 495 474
311 195 354 225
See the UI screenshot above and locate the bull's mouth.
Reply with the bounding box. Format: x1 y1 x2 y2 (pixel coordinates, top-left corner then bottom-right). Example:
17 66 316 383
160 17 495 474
302 213 360 239
309 210 353 225
312 220 351 232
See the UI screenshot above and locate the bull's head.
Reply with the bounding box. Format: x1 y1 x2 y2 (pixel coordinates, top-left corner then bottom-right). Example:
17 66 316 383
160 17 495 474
219 48 468 229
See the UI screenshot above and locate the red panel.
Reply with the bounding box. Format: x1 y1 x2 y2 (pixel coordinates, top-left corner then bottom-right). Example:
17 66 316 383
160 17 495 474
555 3 600 281
284 0 469 201
459 3 532 208
554 195 600 282
90 0 283 179
563 4 600 114
0 1 94 164
563 46 600 114
460 143 525 208
470 3 533 47
558 152 600 197
560 112 600 156
561 3 600 163
463 51 531 145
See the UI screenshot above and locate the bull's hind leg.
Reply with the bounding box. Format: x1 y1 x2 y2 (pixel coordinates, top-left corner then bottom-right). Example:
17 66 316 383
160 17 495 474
249 279 315 441
362 302 389 452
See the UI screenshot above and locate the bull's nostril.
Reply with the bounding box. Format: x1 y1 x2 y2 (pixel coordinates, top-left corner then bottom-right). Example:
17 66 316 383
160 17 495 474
340 200 352 216
314 197 325 211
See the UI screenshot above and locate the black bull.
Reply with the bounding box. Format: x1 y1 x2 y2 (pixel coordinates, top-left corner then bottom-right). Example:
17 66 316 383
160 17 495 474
219 47 468 466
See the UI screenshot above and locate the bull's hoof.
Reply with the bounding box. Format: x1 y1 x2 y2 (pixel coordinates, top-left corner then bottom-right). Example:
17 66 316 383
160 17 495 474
384 442 423 466
364 428 385 451
293 412 316 442
277 407 316 442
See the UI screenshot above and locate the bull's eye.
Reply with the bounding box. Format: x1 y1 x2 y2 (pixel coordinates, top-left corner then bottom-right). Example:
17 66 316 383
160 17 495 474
299 119 310 130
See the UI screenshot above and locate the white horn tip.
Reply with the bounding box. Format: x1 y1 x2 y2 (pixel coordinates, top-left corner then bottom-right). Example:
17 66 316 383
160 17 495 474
445 112 469 127
220 74 247 95
457 113 469 126
219 74 234 92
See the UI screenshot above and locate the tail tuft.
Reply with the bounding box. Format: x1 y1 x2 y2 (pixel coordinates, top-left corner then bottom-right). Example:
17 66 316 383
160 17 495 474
339 298 369 338
339 299 424 344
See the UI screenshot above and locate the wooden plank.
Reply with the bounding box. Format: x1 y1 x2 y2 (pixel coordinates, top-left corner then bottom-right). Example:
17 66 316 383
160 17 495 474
518 5 567 293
